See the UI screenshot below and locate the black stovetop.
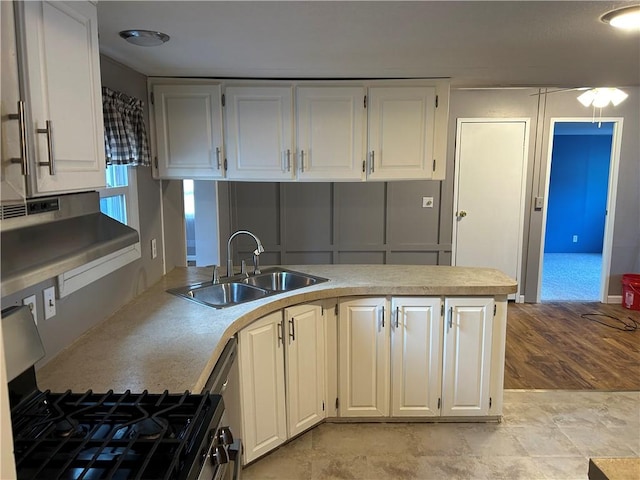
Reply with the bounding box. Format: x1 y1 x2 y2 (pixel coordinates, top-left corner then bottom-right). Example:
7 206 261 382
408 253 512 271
10 387 222 480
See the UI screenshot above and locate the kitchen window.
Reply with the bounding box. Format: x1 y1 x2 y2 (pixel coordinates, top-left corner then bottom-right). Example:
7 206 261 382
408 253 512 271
56 164 141 297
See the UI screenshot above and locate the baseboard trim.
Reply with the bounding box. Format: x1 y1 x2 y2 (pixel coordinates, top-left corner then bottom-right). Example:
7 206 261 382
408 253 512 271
607 295 622 305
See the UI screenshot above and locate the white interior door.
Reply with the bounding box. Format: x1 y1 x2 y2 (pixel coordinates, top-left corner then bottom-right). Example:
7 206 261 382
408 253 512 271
453 119 529 299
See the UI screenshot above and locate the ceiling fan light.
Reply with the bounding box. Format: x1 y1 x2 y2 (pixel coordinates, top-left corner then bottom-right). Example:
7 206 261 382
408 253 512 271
119 30 170 47
577 90 596 107
601 6 640 30
610 88 629 106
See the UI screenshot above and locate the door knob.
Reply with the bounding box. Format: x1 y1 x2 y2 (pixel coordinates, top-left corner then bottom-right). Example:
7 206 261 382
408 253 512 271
457 210 467 218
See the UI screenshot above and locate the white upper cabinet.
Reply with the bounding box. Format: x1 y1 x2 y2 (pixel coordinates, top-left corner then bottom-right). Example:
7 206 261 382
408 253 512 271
367 86 437 181
152 84 224 179
296 86 365 181
224 86 294 181
19 1 105 195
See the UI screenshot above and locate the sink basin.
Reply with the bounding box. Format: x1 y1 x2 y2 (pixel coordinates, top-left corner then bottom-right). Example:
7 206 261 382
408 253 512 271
168 268 328 309
242 269 324 292
170 282 267 308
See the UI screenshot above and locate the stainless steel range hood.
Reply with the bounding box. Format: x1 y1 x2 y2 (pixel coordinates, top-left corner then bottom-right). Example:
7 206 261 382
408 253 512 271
1 191 139 297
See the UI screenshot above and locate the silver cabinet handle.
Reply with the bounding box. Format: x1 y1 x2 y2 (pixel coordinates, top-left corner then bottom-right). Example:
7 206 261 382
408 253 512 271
286 149 291 172
300 150 305 173
8 100 29 176
216 147 221 169
37 120 55 175
395 306 400 329
448 307 453 331
370 151 375 174
380 305 385 329
289 317 296 342
277 319 284 347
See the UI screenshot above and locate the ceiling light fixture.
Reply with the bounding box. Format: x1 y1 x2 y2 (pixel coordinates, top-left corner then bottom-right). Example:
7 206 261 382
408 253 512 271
577 88 629 108
119 30 170 47
601 5 640 30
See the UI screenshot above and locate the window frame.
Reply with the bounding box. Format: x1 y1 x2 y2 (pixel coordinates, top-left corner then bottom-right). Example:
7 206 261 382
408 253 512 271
56 166 141 297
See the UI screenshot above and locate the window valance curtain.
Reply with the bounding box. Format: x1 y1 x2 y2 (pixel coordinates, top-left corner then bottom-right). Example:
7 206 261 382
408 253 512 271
102 86 150 166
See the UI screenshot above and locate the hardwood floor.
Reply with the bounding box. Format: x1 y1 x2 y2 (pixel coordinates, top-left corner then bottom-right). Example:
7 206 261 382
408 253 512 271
504 301 640 390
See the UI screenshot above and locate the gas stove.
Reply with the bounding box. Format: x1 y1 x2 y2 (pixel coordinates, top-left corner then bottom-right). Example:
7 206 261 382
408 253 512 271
10 389 223 480
3 305 239 480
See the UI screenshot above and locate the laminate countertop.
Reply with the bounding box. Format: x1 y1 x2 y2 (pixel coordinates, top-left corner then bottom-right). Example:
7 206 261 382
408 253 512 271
37 265 517 394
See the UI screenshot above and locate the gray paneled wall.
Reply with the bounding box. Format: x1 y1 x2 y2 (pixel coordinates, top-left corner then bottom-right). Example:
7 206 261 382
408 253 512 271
226 180 449 268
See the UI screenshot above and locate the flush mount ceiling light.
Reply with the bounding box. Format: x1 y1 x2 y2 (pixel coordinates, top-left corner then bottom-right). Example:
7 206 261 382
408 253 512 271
119 29 170 47
601 5 640 30
577 88 629 108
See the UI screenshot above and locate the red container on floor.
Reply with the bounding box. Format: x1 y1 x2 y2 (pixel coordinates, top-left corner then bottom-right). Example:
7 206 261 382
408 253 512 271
622 273 640 310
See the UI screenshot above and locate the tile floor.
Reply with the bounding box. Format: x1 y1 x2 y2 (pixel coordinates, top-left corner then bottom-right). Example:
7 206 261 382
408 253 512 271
242 390 640 480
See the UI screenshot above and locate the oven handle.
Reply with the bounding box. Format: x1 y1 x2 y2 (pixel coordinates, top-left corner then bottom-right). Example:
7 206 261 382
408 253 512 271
229 439 243 480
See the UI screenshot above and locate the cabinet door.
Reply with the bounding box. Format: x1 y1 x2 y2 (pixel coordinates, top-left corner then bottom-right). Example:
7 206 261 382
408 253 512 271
224 86 294 180
21 1 105 194
296 86 365 181
238 311 287 463
152 84 224 179
442 297 493 416
367 86 436 181
284 304 325 437
391 297 442 417
338 297 389 417
1 0 27 203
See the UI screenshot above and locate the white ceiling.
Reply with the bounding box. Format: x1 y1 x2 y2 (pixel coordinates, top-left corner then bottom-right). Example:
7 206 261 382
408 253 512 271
97 1 640 88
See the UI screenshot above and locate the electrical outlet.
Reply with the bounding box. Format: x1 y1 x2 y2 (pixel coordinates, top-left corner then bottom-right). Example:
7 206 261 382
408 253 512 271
534 196 544 210
422 196 434 208
572 235 578 243
43 286 56 319
22 295 38 325
151 238 157 259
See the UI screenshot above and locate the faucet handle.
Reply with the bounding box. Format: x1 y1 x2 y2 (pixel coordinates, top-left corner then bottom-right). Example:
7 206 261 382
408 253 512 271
212 265 220 283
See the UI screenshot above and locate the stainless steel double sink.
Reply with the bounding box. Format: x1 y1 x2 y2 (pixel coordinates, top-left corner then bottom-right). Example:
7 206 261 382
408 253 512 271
168 267 328 309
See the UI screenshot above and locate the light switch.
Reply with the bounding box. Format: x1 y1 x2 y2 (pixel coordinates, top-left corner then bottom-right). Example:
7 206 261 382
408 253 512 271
43 286 56 319
422 196 434 208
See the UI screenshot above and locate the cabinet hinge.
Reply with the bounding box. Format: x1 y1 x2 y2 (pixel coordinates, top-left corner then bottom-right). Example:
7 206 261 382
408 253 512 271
150 92 154 105
362 160 366 173
494 304 497 316
435 95 439 108
437 398 441 409
335 397 339 410
334 304 338 316
221 93 225 107
224 158 228 171
489 397 492 409
154 156 158 169
364 95 367 108
440 304 444 317
433 159 436 172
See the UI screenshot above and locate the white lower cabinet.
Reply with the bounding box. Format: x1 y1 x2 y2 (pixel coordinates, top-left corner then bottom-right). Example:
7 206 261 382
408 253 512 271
441 297 494 416
391 297 442 417
338 297 390 417
338 296 501 419
239 305 326 464
238 311 287 463
284 304 326 437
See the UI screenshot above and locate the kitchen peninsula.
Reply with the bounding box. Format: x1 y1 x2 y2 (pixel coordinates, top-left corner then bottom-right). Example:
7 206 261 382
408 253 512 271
38 264 516 394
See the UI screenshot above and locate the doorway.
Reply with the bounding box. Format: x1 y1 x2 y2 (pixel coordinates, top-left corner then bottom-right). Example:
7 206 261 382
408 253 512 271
539 119 623 302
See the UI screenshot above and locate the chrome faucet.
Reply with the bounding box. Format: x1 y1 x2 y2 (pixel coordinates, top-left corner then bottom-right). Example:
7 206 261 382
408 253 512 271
226 230 264 277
